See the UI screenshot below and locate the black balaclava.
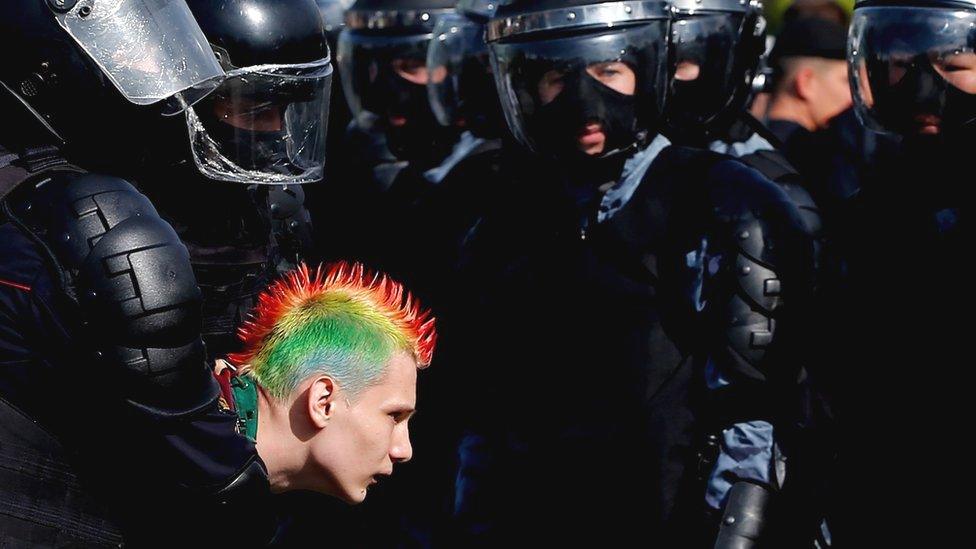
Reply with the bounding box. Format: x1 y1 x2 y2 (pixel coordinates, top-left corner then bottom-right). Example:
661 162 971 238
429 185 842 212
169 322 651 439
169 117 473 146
529 67 640 194
668 27 737 142
534 68 639 158
360 56 459 164
871 53 976 139
203 120 295 174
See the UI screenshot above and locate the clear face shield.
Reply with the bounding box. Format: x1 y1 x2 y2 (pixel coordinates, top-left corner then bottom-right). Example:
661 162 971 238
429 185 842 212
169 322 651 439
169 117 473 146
427 13 503 135
850 7 976 137
185 59 333 184
669 12 748 128
52 0 225 114
489 21 670 158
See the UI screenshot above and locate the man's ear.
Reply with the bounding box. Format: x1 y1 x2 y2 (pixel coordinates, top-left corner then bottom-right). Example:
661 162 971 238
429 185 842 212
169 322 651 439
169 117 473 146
794 66 817 101
307 376 339 429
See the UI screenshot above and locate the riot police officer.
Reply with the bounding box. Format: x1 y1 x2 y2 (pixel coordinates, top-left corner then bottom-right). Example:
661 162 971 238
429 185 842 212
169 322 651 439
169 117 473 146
134 0 332 360
317 0 460 269
0 0 274 545
448 0 815 545
390 0 508 307
833 0 974 543
665 0 824 247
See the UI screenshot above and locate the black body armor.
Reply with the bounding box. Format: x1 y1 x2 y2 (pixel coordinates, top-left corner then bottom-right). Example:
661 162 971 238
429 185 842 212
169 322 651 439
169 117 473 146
0 163 274 546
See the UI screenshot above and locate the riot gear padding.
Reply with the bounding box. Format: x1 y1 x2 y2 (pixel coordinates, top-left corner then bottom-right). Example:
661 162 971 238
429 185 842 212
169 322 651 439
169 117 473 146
5 173 219 417
714 481 772 548
850 6 976 137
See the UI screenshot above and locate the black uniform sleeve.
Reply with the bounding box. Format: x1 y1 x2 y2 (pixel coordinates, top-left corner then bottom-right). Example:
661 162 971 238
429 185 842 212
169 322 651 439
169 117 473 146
696 159 815 548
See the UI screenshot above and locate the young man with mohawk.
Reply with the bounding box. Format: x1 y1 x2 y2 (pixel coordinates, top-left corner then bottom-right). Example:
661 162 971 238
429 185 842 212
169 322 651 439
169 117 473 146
216 261 438 506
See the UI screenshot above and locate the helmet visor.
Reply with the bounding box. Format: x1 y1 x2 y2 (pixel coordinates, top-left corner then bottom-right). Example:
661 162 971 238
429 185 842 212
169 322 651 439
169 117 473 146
186 59 333 185
489 22 670 156
428 13 491 128
669 13 747 127
850 7 976 136
54 0 225 114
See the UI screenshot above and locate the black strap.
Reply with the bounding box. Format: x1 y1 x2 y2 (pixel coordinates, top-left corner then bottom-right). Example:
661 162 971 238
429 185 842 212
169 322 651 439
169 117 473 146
0 145 75 202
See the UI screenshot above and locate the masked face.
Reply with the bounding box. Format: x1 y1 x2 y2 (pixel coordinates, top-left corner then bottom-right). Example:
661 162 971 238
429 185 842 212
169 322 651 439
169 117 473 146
206 96 292 172
668 13 748 135
489 21 670 160
379 56 443 157
535 62 638 157
339 29 457 160
851 6 976 137
186 59 332 184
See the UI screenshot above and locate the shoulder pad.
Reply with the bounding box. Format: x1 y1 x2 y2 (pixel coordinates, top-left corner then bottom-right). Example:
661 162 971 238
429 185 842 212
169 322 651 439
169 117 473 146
704 160 814 383
17 172 218 417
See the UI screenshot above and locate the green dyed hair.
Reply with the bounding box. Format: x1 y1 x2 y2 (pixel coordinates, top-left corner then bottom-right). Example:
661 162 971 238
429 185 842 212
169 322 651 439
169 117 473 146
229 262 437 400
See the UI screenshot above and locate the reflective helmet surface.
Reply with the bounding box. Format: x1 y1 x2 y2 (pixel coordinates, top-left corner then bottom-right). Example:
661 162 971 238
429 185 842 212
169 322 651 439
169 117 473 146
184 0 333 185
427 0 505 137
0 0 224 151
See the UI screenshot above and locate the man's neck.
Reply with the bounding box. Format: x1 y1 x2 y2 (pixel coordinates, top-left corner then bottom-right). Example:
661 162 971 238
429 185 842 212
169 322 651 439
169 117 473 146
255 389 304 494
766 95 816 132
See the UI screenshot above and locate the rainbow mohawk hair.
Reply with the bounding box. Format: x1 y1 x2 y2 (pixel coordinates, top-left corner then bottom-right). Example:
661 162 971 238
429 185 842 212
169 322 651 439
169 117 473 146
228 262 437 401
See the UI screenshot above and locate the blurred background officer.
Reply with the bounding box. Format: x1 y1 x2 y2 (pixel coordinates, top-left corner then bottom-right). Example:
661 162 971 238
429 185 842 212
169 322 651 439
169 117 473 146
832 0 974 543
315 0 460 270
447 1 815 546
665 0 824 272
666 0 769 151
402 0 507 306
316 0 356 193
0 0 279 545
766 16 852 161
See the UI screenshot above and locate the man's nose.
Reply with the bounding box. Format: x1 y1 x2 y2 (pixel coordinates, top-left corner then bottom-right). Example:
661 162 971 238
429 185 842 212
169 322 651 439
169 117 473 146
390 425 413 464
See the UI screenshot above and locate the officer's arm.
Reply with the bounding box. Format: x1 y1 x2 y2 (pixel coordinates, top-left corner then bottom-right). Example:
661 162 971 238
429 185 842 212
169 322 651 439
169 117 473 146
9 173 274 533
700 160 815 547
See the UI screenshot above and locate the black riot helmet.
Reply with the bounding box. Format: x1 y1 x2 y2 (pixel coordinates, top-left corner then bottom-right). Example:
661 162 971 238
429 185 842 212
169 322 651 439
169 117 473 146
337 0 460 161
850 0 976 139
183 0 333 185
426 0 507 137
487 0 672 161
0 0 224 153
665 0 767 140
